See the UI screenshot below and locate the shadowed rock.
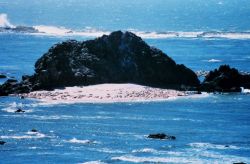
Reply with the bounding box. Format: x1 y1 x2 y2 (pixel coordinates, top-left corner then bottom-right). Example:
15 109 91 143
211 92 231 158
0 31 199 96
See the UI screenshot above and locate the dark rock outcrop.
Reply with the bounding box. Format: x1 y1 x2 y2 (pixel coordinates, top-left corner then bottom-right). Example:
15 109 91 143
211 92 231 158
200 65 250 92
148 133 176 140
0 74 7 78
0 31 199 96
0 141 6 145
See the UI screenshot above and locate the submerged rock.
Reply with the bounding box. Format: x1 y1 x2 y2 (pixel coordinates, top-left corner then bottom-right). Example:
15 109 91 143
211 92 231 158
0 141 6 145
0 31 199 96
15 108 25 113
200 65 250 92
148 133 176 140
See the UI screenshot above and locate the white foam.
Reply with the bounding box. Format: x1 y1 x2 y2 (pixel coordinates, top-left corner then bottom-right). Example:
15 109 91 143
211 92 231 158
33 25 72 35
27 115 73 120
111 155 203 163
0 13 15 28
1 131 46 139
132 148 158 153
79 161 107 164
66 138 92 144
172 118 202 122
32 25 110 37
90 148 125 154
207 59 222 63
189 142 240 150
241 87 250 93
2 102 33 113
28 146 40 150
1 15 250 40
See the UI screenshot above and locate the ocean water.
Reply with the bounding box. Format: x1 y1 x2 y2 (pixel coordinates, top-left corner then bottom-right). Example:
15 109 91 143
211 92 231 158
1 0 250 163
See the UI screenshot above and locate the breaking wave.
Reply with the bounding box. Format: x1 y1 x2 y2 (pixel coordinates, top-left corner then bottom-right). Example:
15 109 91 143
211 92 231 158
1 102 33 113
241 87 250 94
111 155 204 163
207 59 222 63
132 148 159 153
1 131 47 139
1 13 250 39
189 142 240 150
79 161 107 164
65 138 98 144
0 13 15 28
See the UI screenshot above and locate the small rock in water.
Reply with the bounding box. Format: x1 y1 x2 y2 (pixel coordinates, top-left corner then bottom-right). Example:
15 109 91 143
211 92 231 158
148 133 176 140
0 74 7 78
20 95 25 99
0 140 6 145
31 129 38 132
15 108 25 113
233 162 246 164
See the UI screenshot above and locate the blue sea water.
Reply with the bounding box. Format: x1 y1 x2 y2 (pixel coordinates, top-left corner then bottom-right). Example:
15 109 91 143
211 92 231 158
1 0 250 163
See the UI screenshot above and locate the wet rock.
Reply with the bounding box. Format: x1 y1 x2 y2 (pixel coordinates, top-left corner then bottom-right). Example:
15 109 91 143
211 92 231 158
148 133 176 140
0 140 6 145
233 162 246 164
15 108 25 113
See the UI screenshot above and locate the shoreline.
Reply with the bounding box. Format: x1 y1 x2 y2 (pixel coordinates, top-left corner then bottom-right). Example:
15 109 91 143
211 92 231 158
18 83 196 104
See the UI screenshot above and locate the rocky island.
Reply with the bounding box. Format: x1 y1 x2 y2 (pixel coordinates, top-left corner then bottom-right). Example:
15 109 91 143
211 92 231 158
0 31 250 103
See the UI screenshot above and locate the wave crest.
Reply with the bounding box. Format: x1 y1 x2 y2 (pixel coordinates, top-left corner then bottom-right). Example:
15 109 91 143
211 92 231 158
1 13 250 39
66 138 93 144
0 13 15 28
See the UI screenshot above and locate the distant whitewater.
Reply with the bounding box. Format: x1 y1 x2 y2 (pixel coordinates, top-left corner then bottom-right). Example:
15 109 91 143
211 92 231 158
1 13 250 39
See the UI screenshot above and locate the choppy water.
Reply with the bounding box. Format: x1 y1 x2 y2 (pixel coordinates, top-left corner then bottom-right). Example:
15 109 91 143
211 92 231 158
1 0 250 163
0 94 250 163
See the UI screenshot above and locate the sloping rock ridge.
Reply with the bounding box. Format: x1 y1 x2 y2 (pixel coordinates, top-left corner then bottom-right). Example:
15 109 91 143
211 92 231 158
0 31 199 96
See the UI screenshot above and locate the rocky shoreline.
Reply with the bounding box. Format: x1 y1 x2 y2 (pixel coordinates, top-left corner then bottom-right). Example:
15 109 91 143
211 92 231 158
0 31 250 98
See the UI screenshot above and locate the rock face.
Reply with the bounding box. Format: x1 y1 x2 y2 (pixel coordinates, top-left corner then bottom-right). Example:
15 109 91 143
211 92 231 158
0 31 199 96
200 65 250 92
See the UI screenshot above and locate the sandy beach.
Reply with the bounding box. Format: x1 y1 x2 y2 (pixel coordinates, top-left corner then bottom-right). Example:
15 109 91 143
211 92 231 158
19 83 189 104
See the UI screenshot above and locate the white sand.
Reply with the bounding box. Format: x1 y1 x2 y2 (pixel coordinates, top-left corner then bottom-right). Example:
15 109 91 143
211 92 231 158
20 83 189 104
